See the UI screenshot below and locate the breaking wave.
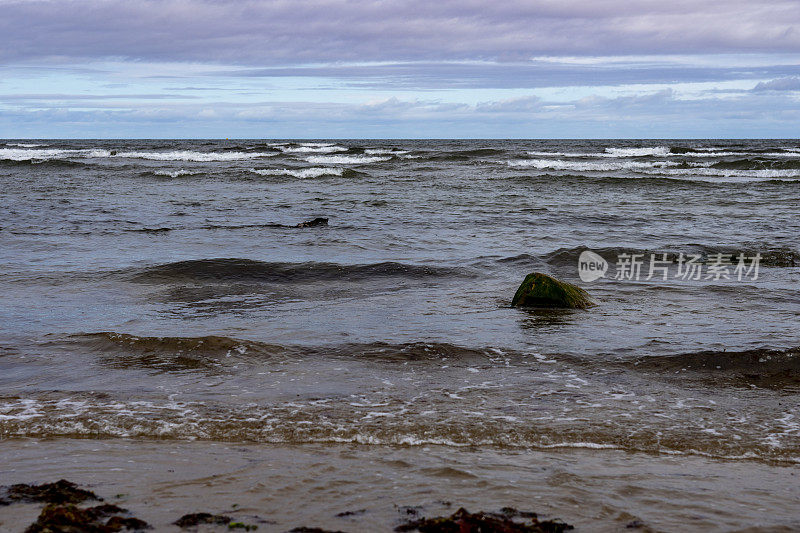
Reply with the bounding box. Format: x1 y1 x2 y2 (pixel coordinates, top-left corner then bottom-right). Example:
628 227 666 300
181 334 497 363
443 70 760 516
710 158 800 170
604 146 671 157
249 167 344 178
364 148 409 155
508 159 679 171
276 144 348 154
151 169 202 178
0 147 279 162
305 155 392 164
4 142 48 148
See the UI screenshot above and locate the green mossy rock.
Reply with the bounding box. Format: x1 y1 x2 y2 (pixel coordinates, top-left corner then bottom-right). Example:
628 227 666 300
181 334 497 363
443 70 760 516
511 273 594 309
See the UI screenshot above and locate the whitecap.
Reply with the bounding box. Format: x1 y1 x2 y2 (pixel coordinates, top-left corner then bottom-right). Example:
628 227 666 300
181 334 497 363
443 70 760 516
5 142 48 148
153 169 199 178
250 167 344 178
651 166 800 182
306 155 391 164
508 158 678 171
0 148 87 161
0 147 278 162
115 150 279 161
525 150 594 158
364 148 409 155
604 147 671 157
281 145 348 154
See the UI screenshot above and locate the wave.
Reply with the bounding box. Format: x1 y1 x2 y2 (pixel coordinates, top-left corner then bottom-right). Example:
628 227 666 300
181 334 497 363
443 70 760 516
0 148 105 161
525 150 596 158
364 148 409 155
627 347 800 390
128 258 465 284
666 146 757 156
526 147 794 159
249 167 345 178
114 150 279 161
4 142 48 148
64 333 495 362
523 147 670 158
67 332 279 369
423 148 508 161
0 158 88 169
604 146 671 157
507 159 800 181
710 158 800 170
279 145 348 154
0 147 279 162
1 397 795 463
305 155 391 164
508 159 678 171
643 166 800 181
151 169 202 178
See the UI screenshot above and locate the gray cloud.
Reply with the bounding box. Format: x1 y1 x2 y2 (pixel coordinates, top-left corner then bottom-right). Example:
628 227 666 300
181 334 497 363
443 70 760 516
2 0 799 65
218 62 800 89
752 76 800 91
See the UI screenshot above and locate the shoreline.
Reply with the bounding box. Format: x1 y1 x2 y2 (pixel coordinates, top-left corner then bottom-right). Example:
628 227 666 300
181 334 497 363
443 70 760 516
2 438 799 532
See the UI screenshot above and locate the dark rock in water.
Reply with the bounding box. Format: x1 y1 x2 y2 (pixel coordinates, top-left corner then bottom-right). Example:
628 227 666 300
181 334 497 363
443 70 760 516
511 273 594 309
174 512 233 527
85 504 129 519
335 509 366 517
1 479 99 505
296 217 329 228
24 503 151 532
395 507 574 532
498 508 539 519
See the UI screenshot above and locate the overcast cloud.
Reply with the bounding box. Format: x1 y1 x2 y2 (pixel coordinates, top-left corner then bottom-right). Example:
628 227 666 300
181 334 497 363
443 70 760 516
1 0 798 137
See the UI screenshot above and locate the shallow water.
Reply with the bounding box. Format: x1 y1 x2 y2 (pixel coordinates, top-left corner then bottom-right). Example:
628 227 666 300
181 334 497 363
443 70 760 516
2 439 799 532
1 139 799 530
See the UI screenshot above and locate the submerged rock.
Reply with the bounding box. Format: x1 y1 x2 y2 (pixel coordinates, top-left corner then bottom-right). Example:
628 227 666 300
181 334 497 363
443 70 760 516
0 479 99 506
296 217 328 228
511 273 593 310
395 507 573 532
24 502 150 532
174 512 233 528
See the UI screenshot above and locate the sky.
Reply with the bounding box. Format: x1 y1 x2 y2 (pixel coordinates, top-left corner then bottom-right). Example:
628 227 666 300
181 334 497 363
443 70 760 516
1 0 799 138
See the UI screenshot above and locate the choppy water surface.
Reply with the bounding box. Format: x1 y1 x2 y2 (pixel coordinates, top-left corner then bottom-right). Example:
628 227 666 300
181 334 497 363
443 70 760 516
1 140 799 530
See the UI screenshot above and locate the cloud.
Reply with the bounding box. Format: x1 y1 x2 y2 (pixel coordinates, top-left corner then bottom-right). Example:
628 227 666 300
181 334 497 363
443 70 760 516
2 1 799 137
1 0 799 65
752 76 800 91
475 95 542 113
215 61 800 90
0 93 196 101
3 84 800 138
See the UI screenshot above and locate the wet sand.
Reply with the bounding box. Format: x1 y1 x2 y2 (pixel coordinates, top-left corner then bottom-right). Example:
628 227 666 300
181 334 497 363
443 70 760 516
1 438 799 532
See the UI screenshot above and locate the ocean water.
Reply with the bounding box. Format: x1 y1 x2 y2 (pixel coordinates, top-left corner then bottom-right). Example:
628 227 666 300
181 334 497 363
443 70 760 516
1 139 799 531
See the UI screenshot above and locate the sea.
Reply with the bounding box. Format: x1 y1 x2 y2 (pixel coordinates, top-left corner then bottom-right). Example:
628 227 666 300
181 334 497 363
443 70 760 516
0 139 798 531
